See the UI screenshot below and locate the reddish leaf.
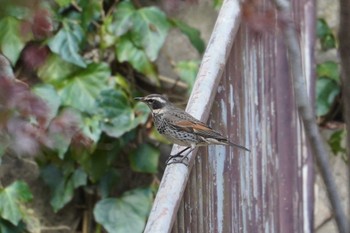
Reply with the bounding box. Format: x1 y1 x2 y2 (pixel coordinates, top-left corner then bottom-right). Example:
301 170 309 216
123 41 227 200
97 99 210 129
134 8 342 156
48 109 81 139
71 130 94 149
0 78 49 124
21 43 50 70
47 109 86 158
6 118 44 156
32 9 53 39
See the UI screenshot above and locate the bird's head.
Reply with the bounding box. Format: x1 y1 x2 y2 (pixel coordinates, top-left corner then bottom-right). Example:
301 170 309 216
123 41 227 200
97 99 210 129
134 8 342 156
134 94 170 112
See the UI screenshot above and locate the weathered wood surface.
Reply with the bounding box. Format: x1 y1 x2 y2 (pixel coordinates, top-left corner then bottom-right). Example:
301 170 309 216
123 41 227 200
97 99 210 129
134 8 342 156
171 0 315 232
145 0 315 232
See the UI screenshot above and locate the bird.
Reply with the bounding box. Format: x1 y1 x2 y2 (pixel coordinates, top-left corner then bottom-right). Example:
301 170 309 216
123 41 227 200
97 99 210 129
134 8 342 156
134 94 250 165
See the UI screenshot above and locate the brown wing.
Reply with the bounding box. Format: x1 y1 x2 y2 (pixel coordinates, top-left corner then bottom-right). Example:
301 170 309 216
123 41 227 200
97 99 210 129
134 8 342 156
164 107 226 140
174 120 226 140
175 120 250 151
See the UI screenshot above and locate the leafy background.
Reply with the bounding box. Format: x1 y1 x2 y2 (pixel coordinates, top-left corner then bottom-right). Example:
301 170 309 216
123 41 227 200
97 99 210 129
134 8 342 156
0 0 347 232
316 18 346 161
0 0 203 232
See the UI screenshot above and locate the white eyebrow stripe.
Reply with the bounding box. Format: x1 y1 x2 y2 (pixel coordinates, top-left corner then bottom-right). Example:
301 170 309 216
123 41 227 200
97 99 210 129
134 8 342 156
146 97 167 103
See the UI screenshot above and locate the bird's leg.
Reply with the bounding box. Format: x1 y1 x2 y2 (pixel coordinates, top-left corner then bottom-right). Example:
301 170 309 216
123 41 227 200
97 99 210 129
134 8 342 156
171 147 191 157
167 147 195 166
165 147 191 164
179 147 195 162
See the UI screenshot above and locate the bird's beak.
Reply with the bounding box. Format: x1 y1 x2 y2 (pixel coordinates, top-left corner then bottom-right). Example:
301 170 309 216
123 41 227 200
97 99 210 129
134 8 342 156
134 97 144 101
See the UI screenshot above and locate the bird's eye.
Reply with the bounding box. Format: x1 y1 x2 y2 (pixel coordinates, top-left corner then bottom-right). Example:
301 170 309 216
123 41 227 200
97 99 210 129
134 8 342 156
148 99 154 103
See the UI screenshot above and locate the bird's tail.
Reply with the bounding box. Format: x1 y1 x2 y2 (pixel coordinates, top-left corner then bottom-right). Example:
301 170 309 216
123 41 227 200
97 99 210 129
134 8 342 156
227 141 250 152
202 137 250 152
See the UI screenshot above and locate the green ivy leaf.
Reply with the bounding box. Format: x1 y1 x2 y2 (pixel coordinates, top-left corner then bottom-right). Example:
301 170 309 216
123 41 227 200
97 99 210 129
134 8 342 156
72 167 88 187
97 89 150 138
116 36 158 85
1 3 30 20
58 62 110 113
38 54 78 84
41 165 87 212
94 188 153 233
113 74 132 94
48 21 86 67
131 7 170 61
316 19 336 50
327 130 347 157
316 61 340 82
55 0 71 7
171 19 205 54
78 0 103 30
0 181 33 225
109 1 170 71
98 169 120 198
101 1 136 48
316 18 332 38
321 34 336 51
100 16 117 48
175 60 200 93
316 77 339 116
82 115 102 144
0 17 25 64
109 1 135 37
76 140 121 182
129 143 160 173
32 84 61 126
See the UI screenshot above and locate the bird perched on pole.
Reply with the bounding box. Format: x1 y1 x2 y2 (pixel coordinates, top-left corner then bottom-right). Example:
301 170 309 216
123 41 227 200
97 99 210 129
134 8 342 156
134 94 250 165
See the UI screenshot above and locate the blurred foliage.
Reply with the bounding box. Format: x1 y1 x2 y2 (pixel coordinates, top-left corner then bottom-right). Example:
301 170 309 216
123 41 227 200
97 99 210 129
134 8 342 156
0 181 32 226
316 18 346 161
317 18 336 51
0 0 204 232
94 188 153 233
316 17 342 166
212 0 223 10
316 19 340 117
170 19 205 54
327 129 347 162
174 60 200 94
316 61 340 116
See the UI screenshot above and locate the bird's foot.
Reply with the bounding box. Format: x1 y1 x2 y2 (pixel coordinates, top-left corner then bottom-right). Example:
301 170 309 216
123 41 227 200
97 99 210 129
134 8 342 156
165 154 184 164
166 157 189 166
166 153 189 166
166 147 192 166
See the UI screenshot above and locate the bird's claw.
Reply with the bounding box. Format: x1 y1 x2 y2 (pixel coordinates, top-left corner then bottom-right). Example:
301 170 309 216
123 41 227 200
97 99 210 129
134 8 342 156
166 155 189 166
166 157 189 166
165 153 183 164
